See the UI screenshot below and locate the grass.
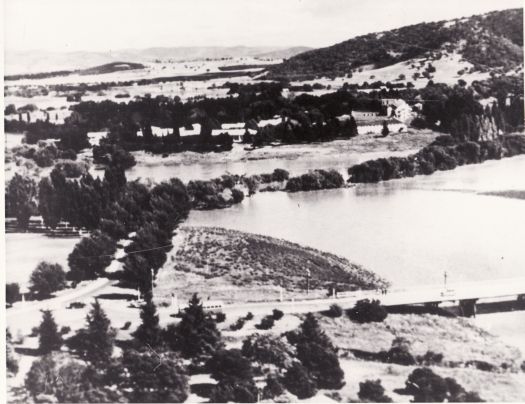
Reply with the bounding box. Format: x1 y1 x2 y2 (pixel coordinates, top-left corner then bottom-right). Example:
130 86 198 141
154 226 388 303
317 313 523 371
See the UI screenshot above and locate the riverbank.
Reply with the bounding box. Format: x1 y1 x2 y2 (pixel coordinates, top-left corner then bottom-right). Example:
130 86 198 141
154 226 388 304
125 129 438 182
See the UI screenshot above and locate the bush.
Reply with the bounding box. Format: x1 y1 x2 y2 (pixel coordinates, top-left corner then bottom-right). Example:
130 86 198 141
358 379 393 402
347 299 388 323
401 368 484 402
263 376 285 400
230 318 245 331
231 188 244 204
6 283 21 305
326 304 343 318
215 312 226 323
256 315 275 330
271 168 290 182
272 309 284 321
29 262 67 299
245 312 254 320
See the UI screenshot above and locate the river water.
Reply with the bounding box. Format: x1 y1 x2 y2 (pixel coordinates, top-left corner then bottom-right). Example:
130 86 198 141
187 155 525 287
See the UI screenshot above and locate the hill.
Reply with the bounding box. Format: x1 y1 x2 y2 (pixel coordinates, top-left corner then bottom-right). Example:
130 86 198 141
154 226 388 303
4 46 309 76
268 8 523 80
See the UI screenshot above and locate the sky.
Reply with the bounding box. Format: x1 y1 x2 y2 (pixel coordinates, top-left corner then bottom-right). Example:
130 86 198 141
4 0 523 52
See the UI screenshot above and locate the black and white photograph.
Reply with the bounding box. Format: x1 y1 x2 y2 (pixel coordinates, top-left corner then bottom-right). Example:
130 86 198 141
2 0 525 402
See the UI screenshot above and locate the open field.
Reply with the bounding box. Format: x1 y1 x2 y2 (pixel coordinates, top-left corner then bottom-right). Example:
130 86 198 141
154 226 388 304
127 129 438 182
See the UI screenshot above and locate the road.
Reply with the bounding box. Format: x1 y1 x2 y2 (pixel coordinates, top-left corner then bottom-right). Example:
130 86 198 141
217 276 525 316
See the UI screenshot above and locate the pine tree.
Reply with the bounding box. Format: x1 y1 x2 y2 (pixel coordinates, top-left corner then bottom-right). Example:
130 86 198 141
165 294 223 358
39 310 62 354
69 300 116 366
132 295 163 348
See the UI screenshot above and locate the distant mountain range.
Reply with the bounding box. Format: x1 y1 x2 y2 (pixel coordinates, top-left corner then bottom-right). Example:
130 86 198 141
268 8 523 79
4 46 312 75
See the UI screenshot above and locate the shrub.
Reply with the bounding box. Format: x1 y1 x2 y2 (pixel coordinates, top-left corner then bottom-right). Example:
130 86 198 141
231 188 244 204
401 368 484 402
6 283 21 305
272 309 284 320
230 318 245 331
358 379 393 402
326 304 343 318
271 168 290 182
263 376 285 400
418 351 444 366
215 312 226 323
245 312 254 320
256 315 275 330
347 299 388 323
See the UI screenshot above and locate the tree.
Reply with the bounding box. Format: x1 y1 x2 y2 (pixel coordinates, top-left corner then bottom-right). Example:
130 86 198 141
6 330 19 375
67 231 117 282
283 362 317 399
358 379 393 402
29 262 67 298
6 174 37 229
38 177 61 228
296 341 345 389
382 121 390 137
67 300 116 366
209 378 258 403
25 352 121 403
241 334 295 369
207 349 254 381
164 294 223 359
39 310 63 354
6 283 21 305
347 299 388 323
132 295 163 348
121 349 189 403
286 313 336 353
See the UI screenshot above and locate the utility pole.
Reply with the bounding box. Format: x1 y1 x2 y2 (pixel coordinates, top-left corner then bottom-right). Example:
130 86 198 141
306 269 311 295
444 271 448 290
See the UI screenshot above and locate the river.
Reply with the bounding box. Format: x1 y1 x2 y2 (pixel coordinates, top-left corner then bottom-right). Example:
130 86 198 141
187 155 525 287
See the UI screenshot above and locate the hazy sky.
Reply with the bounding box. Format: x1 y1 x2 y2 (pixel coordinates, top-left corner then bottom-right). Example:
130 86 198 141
4 0 523 52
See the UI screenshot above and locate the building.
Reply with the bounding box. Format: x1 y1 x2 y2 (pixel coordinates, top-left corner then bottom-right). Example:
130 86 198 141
339 113 407 135
381 98 413 122
87 131 108 146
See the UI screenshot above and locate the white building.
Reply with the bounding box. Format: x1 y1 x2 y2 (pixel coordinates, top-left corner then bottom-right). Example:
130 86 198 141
87 131 108 146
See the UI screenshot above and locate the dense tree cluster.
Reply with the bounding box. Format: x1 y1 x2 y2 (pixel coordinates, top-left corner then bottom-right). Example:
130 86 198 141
286 169 344 192
348 134 525 183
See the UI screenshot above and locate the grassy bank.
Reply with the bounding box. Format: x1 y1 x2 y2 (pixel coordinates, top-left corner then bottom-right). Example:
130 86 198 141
154 226 388 304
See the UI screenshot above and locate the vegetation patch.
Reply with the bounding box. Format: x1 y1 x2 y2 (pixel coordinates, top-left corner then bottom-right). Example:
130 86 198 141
155 226 387 303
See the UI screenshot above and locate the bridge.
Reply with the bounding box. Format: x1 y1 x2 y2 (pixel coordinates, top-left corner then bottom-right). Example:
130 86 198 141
221 276 525 317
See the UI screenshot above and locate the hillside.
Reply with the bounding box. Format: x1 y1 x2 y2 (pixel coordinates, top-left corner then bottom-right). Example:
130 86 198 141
154 226 388 303
268 8 523 80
